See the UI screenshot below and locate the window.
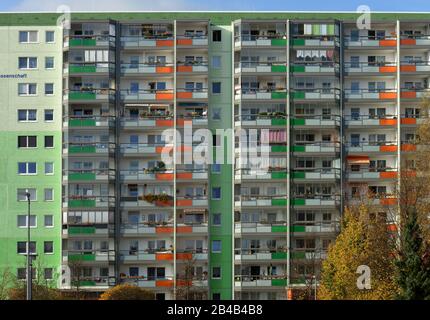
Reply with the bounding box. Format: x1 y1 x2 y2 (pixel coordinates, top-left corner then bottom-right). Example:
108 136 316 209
212 213 221 226
17 215 36 228
45 162 54 175
212 267 221 279
45 57 54 69
212 164 221 173
212 30 222 42
45 31 55 43
18 83 37 96
44 136 54 148
212 56 221 69
212 240 221 253
212 187 221 200
18 162 37 175
17 241 36 254
213 293 221 300
19 57 37 69
212 108 221 120
19 31 38 43
18 109 37 122
212 82 221 94
45 83 54 95
44 188 54 201
44 241 54 254
44 215 54 227
17 268 26 280
17 188 36 201
44 268 53 280
44 109 54 121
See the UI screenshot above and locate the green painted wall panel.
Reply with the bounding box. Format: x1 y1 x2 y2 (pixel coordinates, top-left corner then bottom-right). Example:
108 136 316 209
69 226 96 234
271 199 287 206
271 92 287 99
291 118 305 126
69 172 96 181
68 199 96 208
271 39 287 46
271 225 288 233
271 65 287 73
69 118 97 127
272 252 288 260
292 171 305 179
293 198 306 206
292 145 305 152
69 65 97 73
271 118 286 126
271 172 287 179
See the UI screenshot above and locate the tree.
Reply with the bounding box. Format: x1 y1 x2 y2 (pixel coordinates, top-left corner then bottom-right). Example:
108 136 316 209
318 205 399 300
99 284 155 300
0 268 15 300
175 256 207 300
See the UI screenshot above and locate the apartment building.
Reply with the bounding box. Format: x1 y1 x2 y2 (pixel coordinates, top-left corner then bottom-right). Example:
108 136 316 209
0 12 429 300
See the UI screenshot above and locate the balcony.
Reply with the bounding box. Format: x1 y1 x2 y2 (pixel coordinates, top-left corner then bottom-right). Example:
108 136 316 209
291 88 340 100
67 62 114 75
177 34 208 46
291 142 341 154
347 168 398 181
400 61 430 73
235 248 288 262
64 169 116 182
344 35 397 48
292 168 341 180
64 116 114 129
234 275 287 289
347 195 397 206
120 169 208 182
121 276 208 289
290 222 338 234
400 114 427 126
65 89 115 102
292 195 340 207
121 35 174 49
290 250 327 260
292 35 338 47
235 168 288 181
235 62 287 74
345 115 397 127
177 62 208 73
346 141 398 154
235 113 286 127
177 88 208 100
65 35 115 48
400 34 430 46
344 62 397 74
64 250 115 263
65 196 115 209
120 89 174 102
121 116 173 129
401 141 417 152
120 143 204 156
344 89 397 101
235 34 287 48
290 61 336 74
235 222 288 235
121 223 208 236
121 63 174 75
65 277 112 289
291 115 340 127
236 89 287 101
65 142 115 155
235 195 288 208
400 88 430 99
64 225 109 237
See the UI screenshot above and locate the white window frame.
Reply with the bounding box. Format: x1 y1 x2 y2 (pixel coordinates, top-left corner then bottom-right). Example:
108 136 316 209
17 215 37 228
44 188 54 202
44 215 54 228
44 162 54 175
18 162 37 175
18 83 37 96
45 31 55 43
19 31 39 43
18 57 38 70
17 188 37 201
17 109 37 122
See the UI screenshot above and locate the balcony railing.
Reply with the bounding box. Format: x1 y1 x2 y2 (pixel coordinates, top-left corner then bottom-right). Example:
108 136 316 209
236 88 287 100
234 248 287 256
177 34 208 46
344 88 397 100
65 35 115 47
65 196 116 209
347 168 398 180
346 141 398 152
291 88 341 100
64 169 116 181
344 61 397 73
65 142 116 154
344 35 397 47
64 249 116 262
67 62 114 74
400 34 430 45
400 88 430 99
292 34 339 47
65 88 116 101
291 61 337 73
291 141 341 153
235 34 288 47
292 168 341 180
291 114 341 126
121 63 174 74
345 114 397 126
177 88 209 99
120 89 174 101
177 62 209 73
64 115 115 128
121 35 174 48
400 61 430 72
235 61 287 73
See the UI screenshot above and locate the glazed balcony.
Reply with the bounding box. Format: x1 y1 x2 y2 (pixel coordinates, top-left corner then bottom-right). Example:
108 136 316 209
234 275 287 289
235 88 287 101
65 34 115 48
291 34 339 47
176 88 208 100
63 116 115 129
291 115 340 127
63 169 116 182
235 61 287 74
347 168 398 181
65 89 116 102
177 61 208 73
120 89 174 102
235 195 288 208
234 248 288 262
65 195 116 209
120 63 174 75
344 62 397 74
291 194 340 207
344 88 397 101
291 168 341 181
344 35 397 48
346 141 398 154
290 61 336 74
345 115 397 127
400 34 430 46
290 88 340 100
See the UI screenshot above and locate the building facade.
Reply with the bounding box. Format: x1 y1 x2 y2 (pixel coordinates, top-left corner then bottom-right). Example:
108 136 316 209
0 12 428 300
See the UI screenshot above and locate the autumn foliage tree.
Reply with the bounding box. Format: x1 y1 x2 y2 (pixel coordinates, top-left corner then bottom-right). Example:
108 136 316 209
99 284 155 300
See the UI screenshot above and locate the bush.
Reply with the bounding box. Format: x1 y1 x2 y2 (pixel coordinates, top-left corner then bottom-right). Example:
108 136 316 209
99 284 155 300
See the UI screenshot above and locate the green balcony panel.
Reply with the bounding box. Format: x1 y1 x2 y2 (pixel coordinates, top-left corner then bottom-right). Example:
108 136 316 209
271 172 287 179
312 24 321 35
69 254 96 262
69 65 97 73
291 225 306 232
69 145 96 154
69 92 96 100
69 118 97 127
271 118 287 126
70 38 96 46
291 65 305 73
69 226 96 235
272 252 288 260
291 252 306 259
68 199 96 208
271 145 287 153
272 279 288 287
271 65 287 73
271 225 288 233
327 24 335 35
271 39 287 46
293 198 306 206
272 199 287 206
292 91 305 99
79 280 96 286
292 38 305 46
271 92 287 99
291 118 305 126
69 172 96 181
292 171 305 179
292 145 305 152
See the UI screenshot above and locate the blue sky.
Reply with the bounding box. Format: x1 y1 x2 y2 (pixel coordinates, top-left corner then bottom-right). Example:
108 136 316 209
2 0 430 12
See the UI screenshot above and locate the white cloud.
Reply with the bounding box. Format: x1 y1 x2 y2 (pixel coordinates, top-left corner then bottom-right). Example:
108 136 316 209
10 0 209 12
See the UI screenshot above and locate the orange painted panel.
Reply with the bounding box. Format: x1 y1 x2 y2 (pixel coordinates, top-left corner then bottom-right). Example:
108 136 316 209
156 253 173 261
379 119 397 126
156 227 173 234
177 92 193 99
177 226 193 233
156 93 174 100
177 280 193 287
156 280 174 287
387 224 398 232
155 119 174 127
380 198 397 206
401 91 417 99
156 40 173 47
156 146 172 154
380 171 397 179
176 199 193 207
401 144 417 152
177 65 193 72
401 39 416 45
379 40 396 47
156 66 173 73
156 173 174 181
405 170 417 177
379 66 397 73
177 39 193 46
400 65 416 72
176 172 193 180
401 118 417 125
176 253 193 260
380 145 397 152
379 92 397 100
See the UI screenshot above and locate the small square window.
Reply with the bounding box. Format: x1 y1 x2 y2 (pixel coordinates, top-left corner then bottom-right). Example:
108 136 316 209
46 31 55 43
44 268 53 280
213 293 221 300
212 240 221 253
212 82 221 94
17 241 36 254
45 83 54 95
45 57 54 69
212 213 221 226
212 30 222 42
212 108 221 120
212 56 221 69
44 241 54 254
45 162 54 174
212 267 221 279
17 268 26 280
44 136 54 148
44 188 54 201
44 109 54 121
212 187 221 200
44 215 54 227
17 215 36 228
17 188 36 201
212 164 221 173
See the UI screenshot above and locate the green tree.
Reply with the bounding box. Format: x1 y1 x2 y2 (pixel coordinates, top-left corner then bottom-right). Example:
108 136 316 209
99 284 155 300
